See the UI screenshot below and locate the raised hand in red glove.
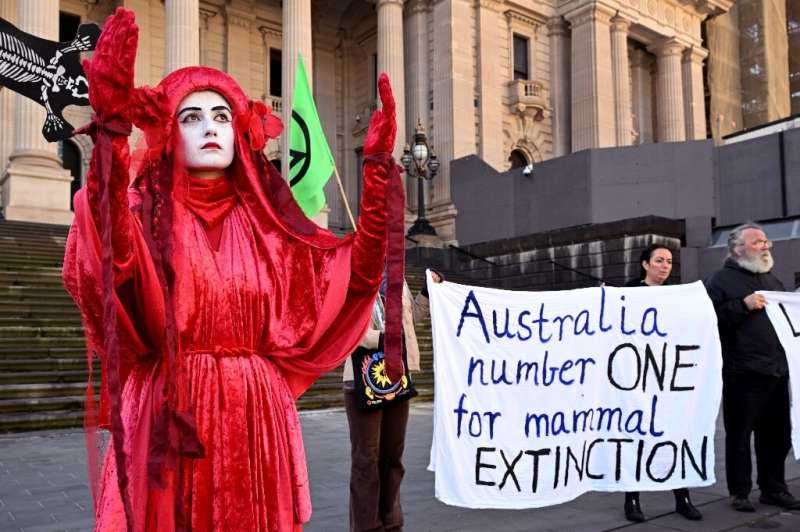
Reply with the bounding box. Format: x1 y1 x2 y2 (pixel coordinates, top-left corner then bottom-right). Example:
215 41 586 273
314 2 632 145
84 8 138 123
364 73 397 156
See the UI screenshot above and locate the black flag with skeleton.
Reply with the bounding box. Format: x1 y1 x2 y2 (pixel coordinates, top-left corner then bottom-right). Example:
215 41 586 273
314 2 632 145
0 17 100 141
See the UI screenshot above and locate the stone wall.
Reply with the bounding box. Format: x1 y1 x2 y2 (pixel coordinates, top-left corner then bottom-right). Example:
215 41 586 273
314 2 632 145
422 216 684 291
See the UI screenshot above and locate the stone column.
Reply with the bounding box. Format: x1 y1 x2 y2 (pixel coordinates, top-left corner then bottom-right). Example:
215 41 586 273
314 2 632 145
682 45 708 140
404 0 430 214
165 0 200 73
649 38 686 143
630 48 654 144
564 4 616 151
429 0 475 242
224 5 252 90
547 16 570 157
610 15 632 146
0 0 16 177
376 0 406 163
282 0 313 169
0 0 73 224
475 0 503 168
199 7 217 66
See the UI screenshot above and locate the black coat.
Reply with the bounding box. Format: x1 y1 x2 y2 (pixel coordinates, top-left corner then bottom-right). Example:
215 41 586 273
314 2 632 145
704 258 787 376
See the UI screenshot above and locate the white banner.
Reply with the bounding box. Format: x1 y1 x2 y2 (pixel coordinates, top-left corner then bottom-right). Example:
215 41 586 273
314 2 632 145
428 274 722 509
760 291 800 459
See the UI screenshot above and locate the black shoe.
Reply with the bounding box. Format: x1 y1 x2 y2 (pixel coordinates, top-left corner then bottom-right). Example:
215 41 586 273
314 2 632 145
675 496 702 520
759 491 800 510
731 495 755 512
624 494 645 522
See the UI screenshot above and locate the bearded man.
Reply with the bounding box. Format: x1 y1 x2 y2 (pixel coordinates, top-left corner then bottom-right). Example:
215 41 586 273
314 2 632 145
705 222 800 513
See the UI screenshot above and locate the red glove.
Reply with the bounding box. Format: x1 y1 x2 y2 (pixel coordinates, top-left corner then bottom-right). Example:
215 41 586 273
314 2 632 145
364 74 397 156
84 8 138 123
351 74 399 292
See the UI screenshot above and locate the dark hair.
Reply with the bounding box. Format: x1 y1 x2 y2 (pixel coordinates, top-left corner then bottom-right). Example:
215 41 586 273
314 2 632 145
637 243 673 280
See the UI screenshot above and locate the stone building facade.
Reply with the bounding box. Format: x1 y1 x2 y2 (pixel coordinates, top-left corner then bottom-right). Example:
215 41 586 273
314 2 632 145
0 0 796 243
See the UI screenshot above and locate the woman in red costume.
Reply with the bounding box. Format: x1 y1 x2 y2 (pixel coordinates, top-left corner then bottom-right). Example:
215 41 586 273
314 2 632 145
62 9 405 531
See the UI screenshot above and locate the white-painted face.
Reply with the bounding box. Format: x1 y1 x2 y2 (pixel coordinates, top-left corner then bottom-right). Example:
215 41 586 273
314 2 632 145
177 91 235 178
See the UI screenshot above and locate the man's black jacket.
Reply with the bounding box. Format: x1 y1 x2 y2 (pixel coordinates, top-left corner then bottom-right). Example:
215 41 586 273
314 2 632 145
705 258 787 376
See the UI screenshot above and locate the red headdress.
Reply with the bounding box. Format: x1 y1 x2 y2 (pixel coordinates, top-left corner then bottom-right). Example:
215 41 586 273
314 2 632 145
66 63 396 531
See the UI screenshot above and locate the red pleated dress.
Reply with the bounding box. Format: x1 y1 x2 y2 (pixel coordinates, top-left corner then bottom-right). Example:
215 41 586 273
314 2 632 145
63 67 395 532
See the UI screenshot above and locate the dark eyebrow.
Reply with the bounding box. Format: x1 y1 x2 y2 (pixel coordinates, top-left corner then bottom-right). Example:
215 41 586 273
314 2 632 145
177 106 201 116
212 105 232 113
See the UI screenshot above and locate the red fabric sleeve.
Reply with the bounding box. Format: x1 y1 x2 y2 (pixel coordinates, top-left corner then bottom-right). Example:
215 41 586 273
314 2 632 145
84 133 136 285
349 156 390 293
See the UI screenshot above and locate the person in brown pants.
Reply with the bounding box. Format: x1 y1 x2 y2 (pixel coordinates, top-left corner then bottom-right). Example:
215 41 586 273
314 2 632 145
343 272 442 531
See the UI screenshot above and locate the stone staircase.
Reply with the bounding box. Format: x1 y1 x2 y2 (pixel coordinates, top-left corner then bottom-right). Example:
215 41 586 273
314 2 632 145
0 219 473 431
0 220 88 432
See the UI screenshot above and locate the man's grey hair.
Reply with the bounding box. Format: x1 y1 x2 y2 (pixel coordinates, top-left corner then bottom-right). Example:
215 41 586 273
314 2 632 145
726 222 765 257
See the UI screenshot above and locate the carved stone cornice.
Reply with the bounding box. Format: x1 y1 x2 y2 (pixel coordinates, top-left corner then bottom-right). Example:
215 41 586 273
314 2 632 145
563 3 616 27
694 0 733 16
476 0 502 11
647 36 686 57
225 6 252 30
504 9 543 32
610 15 631 33
199 7 217 30
405 0 430 15
545 16 568 36
258 20 282 41
375 0 404 8
682 44 708 63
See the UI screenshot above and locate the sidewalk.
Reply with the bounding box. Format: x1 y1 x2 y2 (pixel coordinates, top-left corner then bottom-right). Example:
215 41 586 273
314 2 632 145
1 403 799 531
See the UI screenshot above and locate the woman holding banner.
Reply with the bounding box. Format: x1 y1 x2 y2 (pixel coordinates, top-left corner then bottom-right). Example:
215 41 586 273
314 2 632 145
62 8 404 531
343 270 443 532
622 243 703 522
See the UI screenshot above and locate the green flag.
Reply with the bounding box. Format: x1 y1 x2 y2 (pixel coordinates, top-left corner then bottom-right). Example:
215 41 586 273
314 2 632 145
288 54 334 218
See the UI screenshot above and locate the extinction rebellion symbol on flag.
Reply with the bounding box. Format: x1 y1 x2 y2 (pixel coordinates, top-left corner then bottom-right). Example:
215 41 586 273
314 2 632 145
288 54 334 218
289 110 311 187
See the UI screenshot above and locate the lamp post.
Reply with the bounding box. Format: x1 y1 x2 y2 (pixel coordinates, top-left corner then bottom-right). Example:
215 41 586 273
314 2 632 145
402 119 440 237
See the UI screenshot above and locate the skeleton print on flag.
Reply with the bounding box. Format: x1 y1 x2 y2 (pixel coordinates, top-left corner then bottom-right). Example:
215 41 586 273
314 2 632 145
0 17 100 141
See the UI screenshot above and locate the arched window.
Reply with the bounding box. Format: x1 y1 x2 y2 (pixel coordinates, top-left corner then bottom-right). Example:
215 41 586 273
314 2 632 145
508 149 528 170
59 140 82 211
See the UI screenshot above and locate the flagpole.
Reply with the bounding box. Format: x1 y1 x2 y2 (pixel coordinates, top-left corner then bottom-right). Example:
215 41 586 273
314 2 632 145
332 165 357 231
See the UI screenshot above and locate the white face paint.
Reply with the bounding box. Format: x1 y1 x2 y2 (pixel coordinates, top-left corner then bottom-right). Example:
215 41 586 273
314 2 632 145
177 91 235 178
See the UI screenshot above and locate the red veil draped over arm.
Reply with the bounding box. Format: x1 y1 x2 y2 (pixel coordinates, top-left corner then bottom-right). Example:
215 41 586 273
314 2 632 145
63 16 401 527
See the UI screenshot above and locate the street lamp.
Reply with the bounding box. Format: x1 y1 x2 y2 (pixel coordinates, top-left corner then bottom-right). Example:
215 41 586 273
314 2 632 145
402 119 439 237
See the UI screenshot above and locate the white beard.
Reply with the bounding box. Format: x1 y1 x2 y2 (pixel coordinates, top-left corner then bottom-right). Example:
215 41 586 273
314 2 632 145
735 250 774 274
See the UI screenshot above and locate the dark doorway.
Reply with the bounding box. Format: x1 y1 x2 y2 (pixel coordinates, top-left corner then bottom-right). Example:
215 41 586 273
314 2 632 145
59 12 81 43
508 149 528 170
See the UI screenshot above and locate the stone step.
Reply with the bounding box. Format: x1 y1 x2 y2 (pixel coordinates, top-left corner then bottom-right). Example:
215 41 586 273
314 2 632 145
0 300 79 313
0 286 75 301
0 269 65 283
0 310 80 322
0 244 65 257
0 382 93 400
0 254 64 270
0 316 83 328
0 346 86 359
0 336 86 349
0 326 85 338
0 358 96 372
0 370 89 385
0 409 84 432
0 394 86 414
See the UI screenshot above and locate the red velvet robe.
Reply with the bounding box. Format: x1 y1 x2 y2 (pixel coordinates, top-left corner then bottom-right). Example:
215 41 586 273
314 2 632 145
63 67 394 532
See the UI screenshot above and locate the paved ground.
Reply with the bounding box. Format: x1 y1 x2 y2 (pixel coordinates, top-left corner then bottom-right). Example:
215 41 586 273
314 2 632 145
1 403 799 531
